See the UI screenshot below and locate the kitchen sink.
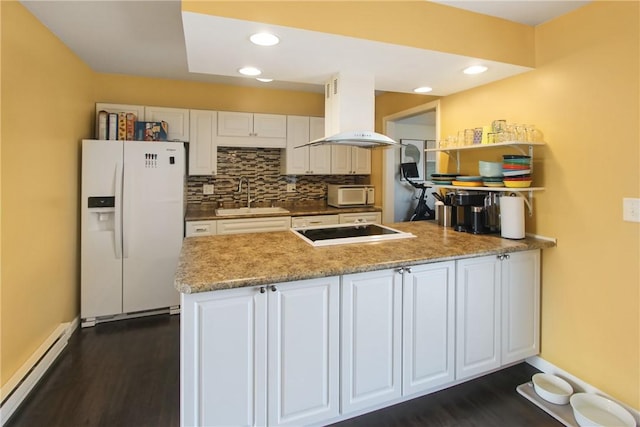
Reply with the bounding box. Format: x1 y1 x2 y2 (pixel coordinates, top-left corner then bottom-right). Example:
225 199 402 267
215 207 290 216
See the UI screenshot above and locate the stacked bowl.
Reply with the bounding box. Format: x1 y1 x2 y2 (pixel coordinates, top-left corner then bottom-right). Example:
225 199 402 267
478 161 503 187
502 155 532 188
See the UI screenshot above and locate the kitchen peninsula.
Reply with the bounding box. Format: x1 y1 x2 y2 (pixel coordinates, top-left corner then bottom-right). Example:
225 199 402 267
176 221 555 426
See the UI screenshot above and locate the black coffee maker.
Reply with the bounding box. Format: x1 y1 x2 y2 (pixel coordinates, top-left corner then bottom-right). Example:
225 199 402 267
451 192 489 234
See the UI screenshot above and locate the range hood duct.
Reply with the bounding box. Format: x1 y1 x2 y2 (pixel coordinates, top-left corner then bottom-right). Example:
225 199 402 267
297 73 402 149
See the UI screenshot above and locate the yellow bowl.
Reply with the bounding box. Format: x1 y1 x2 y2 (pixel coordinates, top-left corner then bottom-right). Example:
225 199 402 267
504 180 532 188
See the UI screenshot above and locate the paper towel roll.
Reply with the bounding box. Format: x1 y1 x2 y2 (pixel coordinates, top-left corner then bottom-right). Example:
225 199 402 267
500 195 525 239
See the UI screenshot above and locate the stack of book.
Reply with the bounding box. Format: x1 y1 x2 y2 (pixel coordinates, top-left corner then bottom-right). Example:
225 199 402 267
96 110 168 141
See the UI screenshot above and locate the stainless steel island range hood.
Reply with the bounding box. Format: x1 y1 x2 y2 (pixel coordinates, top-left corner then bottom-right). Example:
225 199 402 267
297 73 402 149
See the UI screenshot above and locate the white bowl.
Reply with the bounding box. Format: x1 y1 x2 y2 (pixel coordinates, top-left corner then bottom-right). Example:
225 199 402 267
532 373 573 405
478 161 503 177
570 393 636 427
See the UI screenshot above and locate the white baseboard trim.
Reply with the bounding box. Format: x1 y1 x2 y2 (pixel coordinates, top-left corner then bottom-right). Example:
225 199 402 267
0 316 79 426
526 356 639 422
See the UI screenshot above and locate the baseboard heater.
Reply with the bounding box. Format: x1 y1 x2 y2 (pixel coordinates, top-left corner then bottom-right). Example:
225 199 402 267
0 318 78 426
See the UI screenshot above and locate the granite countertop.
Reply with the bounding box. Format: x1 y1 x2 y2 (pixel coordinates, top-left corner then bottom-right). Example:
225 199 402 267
185 201 382 221
175 221 555 294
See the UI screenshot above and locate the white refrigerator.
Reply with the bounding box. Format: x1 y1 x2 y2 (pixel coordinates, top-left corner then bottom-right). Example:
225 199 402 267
81 139 185 327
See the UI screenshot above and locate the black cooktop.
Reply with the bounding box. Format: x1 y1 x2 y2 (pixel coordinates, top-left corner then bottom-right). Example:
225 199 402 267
299 224 397 242
291 223 415 247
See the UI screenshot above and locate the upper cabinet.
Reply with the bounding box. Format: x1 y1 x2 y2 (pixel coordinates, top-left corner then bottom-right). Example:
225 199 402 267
189 109 218 176
281 116 331 175
144 106 190 142
331 146 371 175
95 103 189 142
218 112 287 148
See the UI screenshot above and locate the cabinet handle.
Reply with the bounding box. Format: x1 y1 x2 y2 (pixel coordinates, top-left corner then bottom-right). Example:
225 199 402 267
270 285 277 292
497 255 504 260
504 254 511 260
405 267 412 274
259 287 266 294
195 227 207 232
396 268 404 274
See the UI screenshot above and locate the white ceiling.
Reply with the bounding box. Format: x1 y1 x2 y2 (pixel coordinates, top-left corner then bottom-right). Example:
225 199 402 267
20 1 590 95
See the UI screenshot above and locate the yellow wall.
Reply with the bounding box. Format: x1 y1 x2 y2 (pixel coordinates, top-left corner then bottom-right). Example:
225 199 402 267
93 74 324 118
1 2 94 384
435 1 639 407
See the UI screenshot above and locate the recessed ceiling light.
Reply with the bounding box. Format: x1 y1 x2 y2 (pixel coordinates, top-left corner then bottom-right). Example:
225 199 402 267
250 32 280 46
256 78 273 83
238 67 261 76
413 86 433 94
463 65 488 75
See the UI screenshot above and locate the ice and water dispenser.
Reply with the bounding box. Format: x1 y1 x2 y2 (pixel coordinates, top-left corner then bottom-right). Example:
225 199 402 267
86 196 116 232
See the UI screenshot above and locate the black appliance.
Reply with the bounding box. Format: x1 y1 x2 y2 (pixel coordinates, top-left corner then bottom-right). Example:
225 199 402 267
451 192 490 234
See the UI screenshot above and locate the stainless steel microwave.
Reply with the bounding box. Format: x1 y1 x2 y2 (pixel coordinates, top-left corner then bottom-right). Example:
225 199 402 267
327 185 375 207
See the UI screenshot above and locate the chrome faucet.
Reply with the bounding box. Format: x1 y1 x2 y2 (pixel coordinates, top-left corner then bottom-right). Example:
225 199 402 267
236 176 255 208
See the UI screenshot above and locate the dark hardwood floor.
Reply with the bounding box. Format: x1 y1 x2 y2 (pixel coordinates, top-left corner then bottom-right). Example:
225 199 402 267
6 315 560 427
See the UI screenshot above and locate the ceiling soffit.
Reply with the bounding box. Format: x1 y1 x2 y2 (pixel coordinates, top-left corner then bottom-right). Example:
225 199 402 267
181 1 536 68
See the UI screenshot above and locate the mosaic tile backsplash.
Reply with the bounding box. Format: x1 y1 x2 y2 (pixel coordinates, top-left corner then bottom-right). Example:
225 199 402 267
187 147 368 206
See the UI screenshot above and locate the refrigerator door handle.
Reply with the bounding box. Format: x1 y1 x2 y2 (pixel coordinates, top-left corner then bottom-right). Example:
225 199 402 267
114 161 123 259
122 161 130 259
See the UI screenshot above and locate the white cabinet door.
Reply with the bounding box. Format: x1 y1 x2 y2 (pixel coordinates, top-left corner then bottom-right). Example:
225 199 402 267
502 250 540 364
331 146 371 175
145 106 190 141
216 217 291 235
282 116 330 175
341 269 402 414
282 115 310 175
308 117 331 174
267 277 340 426
218 112 287 147
218 111 253 136
455 255 501 381
331 145 352 174
403 262 455 395
188 109 217 176
185 220 216 237
253 113 287 138
181 287 267 427
338 212 381 224
352 147 371 174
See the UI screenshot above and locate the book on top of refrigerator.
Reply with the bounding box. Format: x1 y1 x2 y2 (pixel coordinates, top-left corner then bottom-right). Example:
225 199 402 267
134 121 169 141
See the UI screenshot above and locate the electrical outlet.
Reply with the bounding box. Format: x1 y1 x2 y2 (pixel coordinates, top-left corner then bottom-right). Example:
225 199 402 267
286 183 296 193
203 184 214 195
623 198 640 222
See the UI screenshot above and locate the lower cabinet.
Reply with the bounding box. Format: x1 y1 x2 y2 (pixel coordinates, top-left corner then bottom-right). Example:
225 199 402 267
402 262 456 395
341 262 456 412
267 278 340 426
181 251 540 426
185 220 216 237
501 250 541 364
181 286 267 427
217 217 291 235
455 250 540 381
341 269 403 414
181 277 339 427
